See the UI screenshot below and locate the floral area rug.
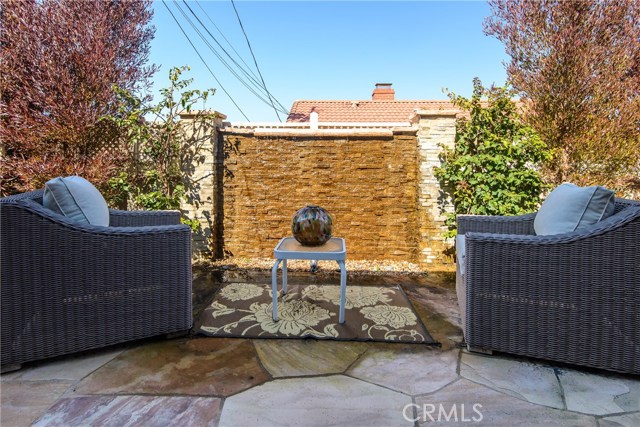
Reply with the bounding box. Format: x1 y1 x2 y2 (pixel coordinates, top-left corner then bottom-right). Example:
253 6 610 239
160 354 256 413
196 283 436 344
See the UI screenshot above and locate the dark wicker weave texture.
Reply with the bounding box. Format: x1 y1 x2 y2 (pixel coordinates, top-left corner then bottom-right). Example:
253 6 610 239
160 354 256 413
457 198 640 375
1 189 193 370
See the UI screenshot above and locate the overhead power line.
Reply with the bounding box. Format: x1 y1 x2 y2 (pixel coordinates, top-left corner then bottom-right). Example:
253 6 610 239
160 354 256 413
178 1 286 114
182 1 263 91
192 0 289 115
230 0 283 122
176 0 289 116
195 0 260 83
161 0 250 121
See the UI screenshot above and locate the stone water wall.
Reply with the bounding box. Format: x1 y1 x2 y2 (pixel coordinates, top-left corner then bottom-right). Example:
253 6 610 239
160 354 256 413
180 114 458 267
219 129 421 262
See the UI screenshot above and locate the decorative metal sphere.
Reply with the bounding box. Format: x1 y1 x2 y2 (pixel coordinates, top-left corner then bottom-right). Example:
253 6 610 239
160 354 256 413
291 205 333 246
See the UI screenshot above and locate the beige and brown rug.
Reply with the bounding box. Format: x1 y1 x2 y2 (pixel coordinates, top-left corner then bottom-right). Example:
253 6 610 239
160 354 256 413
197 283 435 344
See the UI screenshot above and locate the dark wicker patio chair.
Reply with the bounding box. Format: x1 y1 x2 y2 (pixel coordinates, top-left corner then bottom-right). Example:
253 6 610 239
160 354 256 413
1 189 193 372
456 197 640 374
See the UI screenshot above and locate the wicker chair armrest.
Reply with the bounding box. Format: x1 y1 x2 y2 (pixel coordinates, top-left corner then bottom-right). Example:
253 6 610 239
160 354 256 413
1 188 45 203
5 199 185 234
457 212 536 235
109 209 181 227
465 204 640 246
2 199 191 241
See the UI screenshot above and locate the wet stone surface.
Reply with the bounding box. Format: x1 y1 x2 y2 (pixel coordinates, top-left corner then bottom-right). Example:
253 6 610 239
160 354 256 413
219 375 413 427
33 395 222 427
348 344 459 395
599 413 640 427
403 286 463 351
557 369 640 415
1 350 123 383
403 285 461 328
0 381 74 427
414 379 597 427
460 352 564 409
254 339 369 378
74 338 269 397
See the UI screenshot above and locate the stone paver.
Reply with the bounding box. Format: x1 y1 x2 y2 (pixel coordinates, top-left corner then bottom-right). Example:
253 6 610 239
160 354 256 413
403 285 461 328
32 395 222 427
219 375 413 427
414 379 597 426
460 352 564 409
74 338 269 397
0 381 73 427
254 339 368 377
1 349 122 382
403 287 463 351
3 269 639 426
348 345 458 395
599 412 640 427
557 369 640 415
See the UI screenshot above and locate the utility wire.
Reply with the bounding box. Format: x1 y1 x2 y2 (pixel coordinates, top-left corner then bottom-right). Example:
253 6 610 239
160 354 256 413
230 0 283 122
162 0 250 121
191 0 289 115
195 0 260 83
184 1 263 91
176 1 288 115
174 4 286 116
180 1 283 112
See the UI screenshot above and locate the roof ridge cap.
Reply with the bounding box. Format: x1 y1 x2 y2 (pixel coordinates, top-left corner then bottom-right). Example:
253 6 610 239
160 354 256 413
293 99 453 103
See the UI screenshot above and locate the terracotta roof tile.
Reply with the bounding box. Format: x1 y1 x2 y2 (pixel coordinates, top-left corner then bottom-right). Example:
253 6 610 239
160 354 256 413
287 100 458 123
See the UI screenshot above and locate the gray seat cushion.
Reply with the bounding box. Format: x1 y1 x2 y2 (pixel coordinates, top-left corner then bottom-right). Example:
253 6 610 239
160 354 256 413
534 183 615 235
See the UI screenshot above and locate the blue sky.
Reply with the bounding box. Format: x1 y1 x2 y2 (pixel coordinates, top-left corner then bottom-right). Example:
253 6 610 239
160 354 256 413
149 1 508 122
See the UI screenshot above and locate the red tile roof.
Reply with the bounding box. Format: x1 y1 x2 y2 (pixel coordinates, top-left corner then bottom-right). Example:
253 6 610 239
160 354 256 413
287 100 458 123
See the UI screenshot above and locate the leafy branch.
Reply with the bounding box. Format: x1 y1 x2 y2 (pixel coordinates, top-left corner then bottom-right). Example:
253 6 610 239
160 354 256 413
435 78 552 237
103 66 216 230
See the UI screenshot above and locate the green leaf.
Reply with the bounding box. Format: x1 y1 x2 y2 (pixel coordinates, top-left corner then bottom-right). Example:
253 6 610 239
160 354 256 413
435 79 551 235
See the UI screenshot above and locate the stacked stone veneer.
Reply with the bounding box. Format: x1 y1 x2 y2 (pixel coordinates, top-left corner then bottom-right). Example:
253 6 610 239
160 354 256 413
219 130 421 262
415 110 458 265
179 112 226 259
179 113 458 267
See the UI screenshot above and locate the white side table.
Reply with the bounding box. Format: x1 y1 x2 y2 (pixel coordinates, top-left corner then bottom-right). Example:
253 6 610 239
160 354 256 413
272 237 347 324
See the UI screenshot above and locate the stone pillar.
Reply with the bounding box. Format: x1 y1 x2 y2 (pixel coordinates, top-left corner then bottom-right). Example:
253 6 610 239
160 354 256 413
179 111 226 259
415 109 457 267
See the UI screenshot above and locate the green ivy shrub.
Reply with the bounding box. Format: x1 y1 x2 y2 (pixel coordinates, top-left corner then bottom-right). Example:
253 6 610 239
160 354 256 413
435 78 552 237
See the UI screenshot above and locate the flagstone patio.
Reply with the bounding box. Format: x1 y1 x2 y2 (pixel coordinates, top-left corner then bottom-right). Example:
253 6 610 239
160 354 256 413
1 267 638 426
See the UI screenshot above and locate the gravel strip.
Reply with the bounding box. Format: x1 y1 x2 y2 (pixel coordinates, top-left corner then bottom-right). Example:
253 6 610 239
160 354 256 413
197 257 430 276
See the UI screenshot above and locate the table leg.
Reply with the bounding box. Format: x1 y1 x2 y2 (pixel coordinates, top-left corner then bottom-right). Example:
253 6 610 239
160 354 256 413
271 259 282 322
282 259 288 294
337 260 346 324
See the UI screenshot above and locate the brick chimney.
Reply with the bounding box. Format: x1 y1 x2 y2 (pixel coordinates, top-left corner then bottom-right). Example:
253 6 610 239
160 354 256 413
372 83 395 100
